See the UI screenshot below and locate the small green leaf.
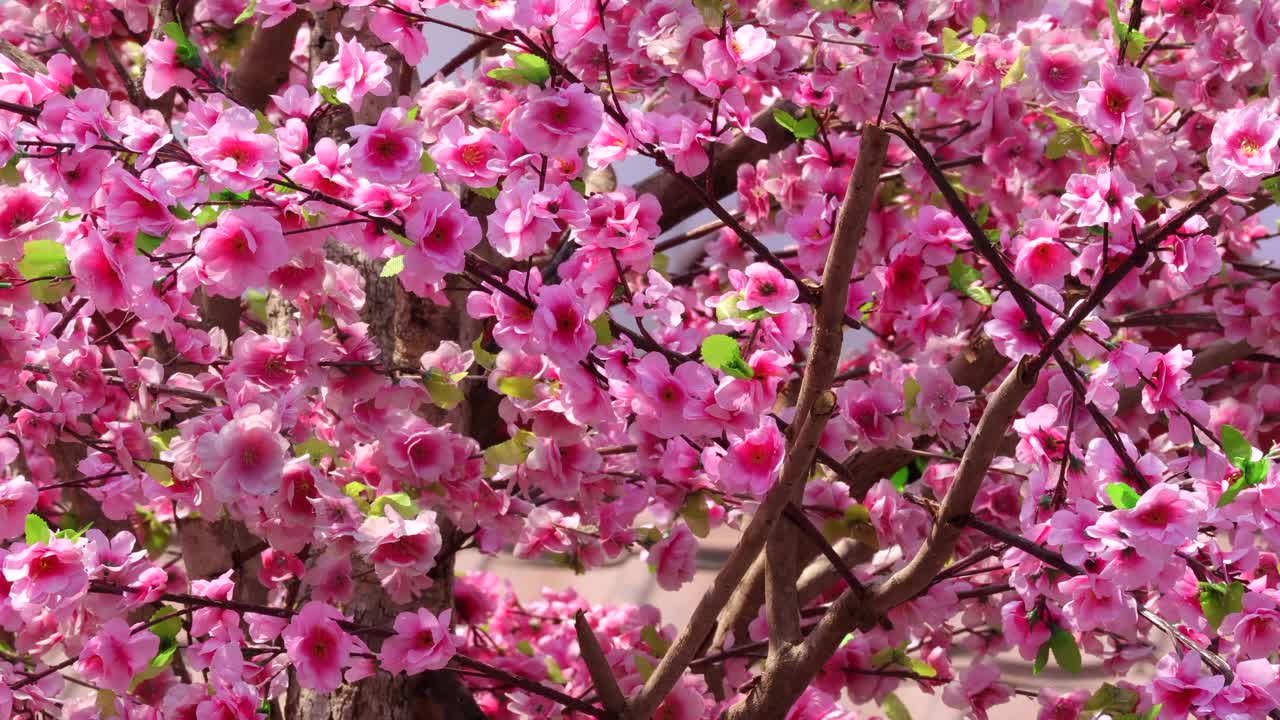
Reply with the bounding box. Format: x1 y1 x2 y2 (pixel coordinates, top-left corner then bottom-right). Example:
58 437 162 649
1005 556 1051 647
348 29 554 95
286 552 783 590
1105 482 1140 509
940 28 975 60
1033 638 1050 674
1000 48 1027 88
497 376 538 401
484 430 535 470
424 369 465 410
1221 425 1252 466
906 657 938 678
680 494 710 539
513 53 551 85
472 337 497 370
516 640 536 656
634 654 655 681
591 314 612 346
544 656 566 684
903 376 921 416
370 492 419 520
420 152 437 174
701 334 754 379
19 239 69 280
245 288 268 325
1199 581 1245 630
947 257 994 305
870 646 897 669
890 466 910 492
1261 176 1280 207
772 108 819 140
149 608 183 645
641 625 671 658
234 0 257 25
694 0 726 25
380 255 405 277
317 86 342 106
135 232 165 255
486 67 530 86
293 437 337 464
160 21 201 69
971 16 988 35
471 186 500 200
1049 629 1082 673
882 693 912 720
24 514 52 545
1084 683 1140 714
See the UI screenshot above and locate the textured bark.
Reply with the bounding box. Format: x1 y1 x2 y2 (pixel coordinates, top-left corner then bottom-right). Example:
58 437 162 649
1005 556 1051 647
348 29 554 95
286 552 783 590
230 13 305 111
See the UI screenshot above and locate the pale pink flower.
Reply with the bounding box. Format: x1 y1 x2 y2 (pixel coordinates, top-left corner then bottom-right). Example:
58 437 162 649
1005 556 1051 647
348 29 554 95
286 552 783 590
0 477 38 539
380 608 456 675
1030 46 1086 104
1208 100 1280 193
647 522 698 591
1116 482 1204 546
1076 63 1149 144
283 602 353 693
430 117 513 189
141 37 196 100
942 661 1014 720
3 538 88 610
984 285 1065 360
1059 573 1135 633
1212 658 1280 719
196 207 290 297
1139 345 1193 415
1222 593 1280 659
1060 168 1139 229
726 24 775 66
734 262 799 315
1153 652 1224 720
313 34 392 111
1014 237 1074 288
511 83 604 159
195 404 288 499
356 508 442 600
188 106 280 193
369 5 428 66
75 618 159 693
348 107 422 184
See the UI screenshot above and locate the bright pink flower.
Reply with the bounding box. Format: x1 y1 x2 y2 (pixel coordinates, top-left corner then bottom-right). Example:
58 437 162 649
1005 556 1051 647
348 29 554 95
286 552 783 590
512 83 604 159
3 538 88 610
141 37 196 99
313 34 392 111
630 354 715 439
532 284 595 363
1076 63 1149 144
75 618 159 693
1030 46 1086 104
1139 345 1193 415
577 188 661 250
68 227 152 313
369 5 428 66
0 477 38 538
282 602 353 693
984 285 1064 360
1000 599 1051 660
1014 237 1074 288
1153 652 1224 720
430 117 512 189
384 419 464 483
726 24 775 66
1116 482 1204 546
871 6 934 63
188 106 280 193
1059 573 1135 633
39 89 114 152
103 168 176 237
1060 168 1139 229
195 404 288 500
381 608 455 675
942 661 1014 720
400 190 482 292
904 206 965 265
717 418 785 496
1222 593 1280 659
348 107 422 184
1208 100 1280 193
647 522 698 591
734 262 799 315
258 548 305 590
196 207 290 297
488 179 587 260
1036 689 1090 720
356 507 442 601
1212 658 1280 719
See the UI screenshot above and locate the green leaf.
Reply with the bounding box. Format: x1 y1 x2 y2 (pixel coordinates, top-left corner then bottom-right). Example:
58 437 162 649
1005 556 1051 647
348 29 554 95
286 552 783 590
906 657 938 678
1261 176 1280 207
591 314 612 346
903 376 921 416
424 369 465 410
890 466 910 492
869 646 897 669
1221 425 1252 466
135 232 165 255
497 376 538 401
694 0 726 26
484 430 535 470
19 239 69 280
680 494 710 539
971 16 988 35
380 255 405 278
882 694 912 720
149 608 183 646
317 86 342 106
140 461 174 487
1049 629 1082 673
160 21 201 69
1033 638 1050 674
292 437 337 464
772 108 818 140
472 337 497 370
516 640 535 656
947 257 994 305
234 0 257 24
342 481 374 512
486 67 531 86
634 654 655 681
471 185 500 200
1084 683 1140 715
1105 482 1140 510
245 288 268 325
701 334 754 379
641 625 671 658
513 53 551 85
1000 49 1027 89
24 514 52 545
544 656 566 684
420 151 437 174
1199 581 1246 630
370 492 419 519
974 203 990 226
940 28 975 60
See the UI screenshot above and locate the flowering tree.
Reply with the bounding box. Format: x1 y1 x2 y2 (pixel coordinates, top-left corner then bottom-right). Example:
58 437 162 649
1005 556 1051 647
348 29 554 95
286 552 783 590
2 0 1280 718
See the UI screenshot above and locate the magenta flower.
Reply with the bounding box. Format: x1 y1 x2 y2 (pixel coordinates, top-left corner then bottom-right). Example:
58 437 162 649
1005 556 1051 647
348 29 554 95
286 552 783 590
1014 237 1074 288
103 168 176 237
356 507 442 602
188 106 280 194
1059 573 1135 633
401 190 481 292
282 602 354 693
0 476 38 539
348 107 422 184
313 34 391 111
512 83 604 159
1060 168 1139 229
1222 593 1280 659
196 207 290 298
2 538 88 611
1208 100 1280 193
1076 63 1149 144
1116 482 1204 546
384 419 462 483
1212 658 1280 719
430 117 513 189
532 284 595 363
195 404 288 500
1153 652 1224 719
1139 345 1193 415
647 522 698 591
1030 46 1086 104
141 37 196 100
984 284 1064 360
717 418 785 496
380 608 456 675
75 618 159 693
734 262 799 315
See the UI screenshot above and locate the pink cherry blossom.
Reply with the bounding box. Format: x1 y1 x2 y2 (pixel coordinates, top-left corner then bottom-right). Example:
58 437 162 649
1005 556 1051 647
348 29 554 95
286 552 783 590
430 117 513 189
313 34 392 111
380 608 456 675
942 661 1013 720
1208 100 1280 192
348 107 422 184
734 262 800 315
511 83 604 159
1077 63 1149 144
75 618 159 692
195 207 290 298
532 284 595 363
195 404 288 499
717 418 785 496
283 602 353 693
188 106 280 193
0 476 37 538
647 522 698 591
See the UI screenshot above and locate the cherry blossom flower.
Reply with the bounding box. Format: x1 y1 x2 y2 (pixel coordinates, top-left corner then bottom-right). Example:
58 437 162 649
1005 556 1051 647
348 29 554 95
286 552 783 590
1208 100 1280 192
380 608 456 675
1077 63 1149 144
283 602 354 693
314 34 392 111
511 83 604 159
75 618 159 692
646 522 697 591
